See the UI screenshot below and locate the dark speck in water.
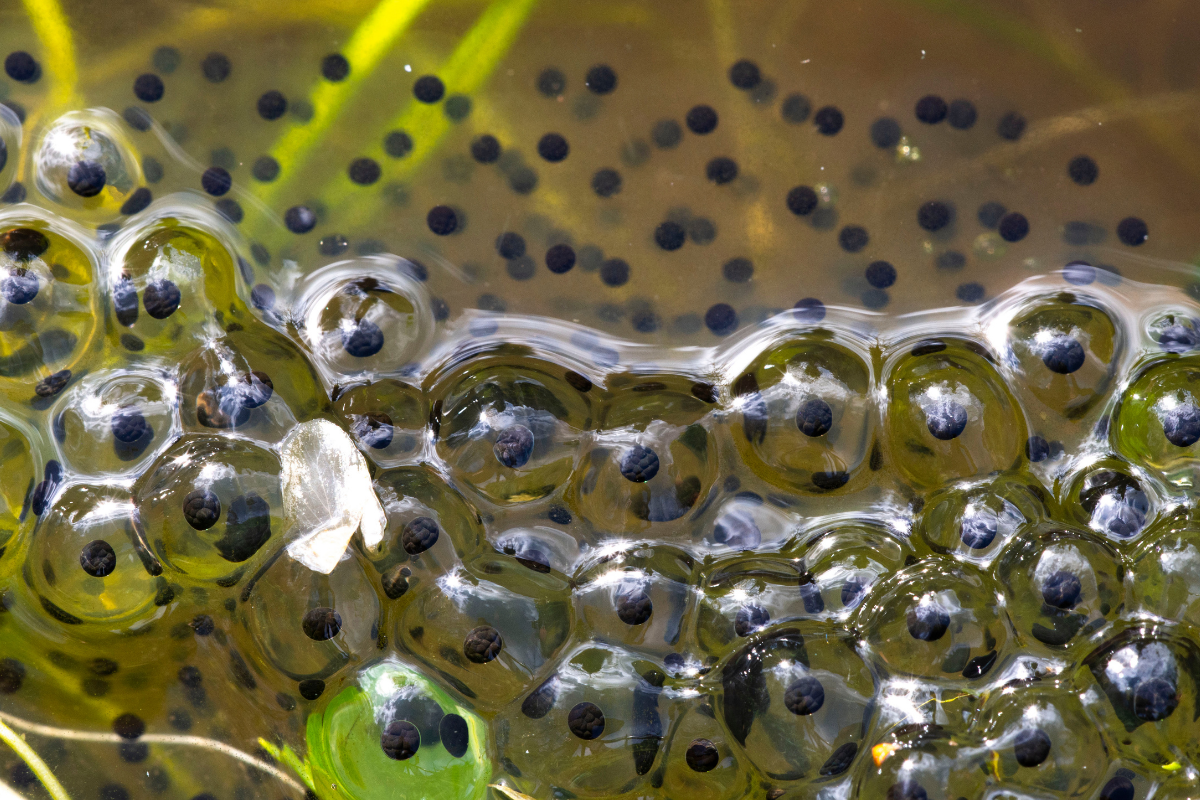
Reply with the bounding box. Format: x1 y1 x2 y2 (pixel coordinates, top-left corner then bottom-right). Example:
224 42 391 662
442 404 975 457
321 53 350 82
413 75 445 103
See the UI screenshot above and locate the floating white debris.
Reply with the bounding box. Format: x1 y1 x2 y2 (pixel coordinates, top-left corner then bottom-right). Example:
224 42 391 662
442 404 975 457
281 418 386 574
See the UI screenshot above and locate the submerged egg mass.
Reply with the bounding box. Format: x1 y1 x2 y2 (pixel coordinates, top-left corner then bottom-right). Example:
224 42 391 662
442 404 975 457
0 4 1197 800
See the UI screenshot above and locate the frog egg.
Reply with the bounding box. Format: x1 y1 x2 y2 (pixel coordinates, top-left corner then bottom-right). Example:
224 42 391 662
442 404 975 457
1131 505 1200 627
394 555 572 714
918 472 1053 565
238 546 379 682
730 334 874 494
20 483 165 630
972 681 1110 797
1064 459 1160 542
433 356 591 505
0 213 101 382
1078 626 1200 768
1146 312 1199 354
496 645 666 797
177 337 310 445
883 338 1026 489
697 491 799 555
862 560 1011 683
133 434 282 584
52 367 178 477
369 466 486 579
574 544 695 660
788 520 914 620
1003 291 1122 426
720 625 875 788
305 658 490 800
1112 356 1200 485
574 375 717 535
697 556 823 656
491 524 581 583
334 378 428 468
34 110 142 218
659 694 752 800
105 214 247 354
292 258 433 383
994 524 1125 655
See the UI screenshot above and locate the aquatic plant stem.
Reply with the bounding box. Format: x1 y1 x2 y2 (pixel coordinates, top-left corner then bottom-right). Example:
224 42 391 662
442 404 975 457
704 0 778 259
323 0 540 231
906 0 1200 180
16 0 78 183
21 0 77 109
253 0 436 213
0 718 72 800
0 710 306 794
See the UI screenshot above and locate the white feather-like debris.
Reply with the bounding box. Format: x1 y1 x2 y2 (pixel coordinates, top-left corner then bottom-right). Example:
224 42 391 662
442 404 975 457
281 419 386 574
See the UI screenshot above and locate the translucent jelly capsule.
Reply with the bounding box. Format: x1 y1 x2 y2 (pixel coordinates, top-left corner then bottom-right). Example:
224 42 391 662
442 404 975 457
177 336 315 445
0 411 38 578
491 524 581 582
238 546 379 681
972 681 1110 797
786 520 914 620
19 484 164 630
0 104 20 199
394 555 572 714
496 645 668 798
718 625 875 789
993 523 1126 654
133 434 282 584
1003 291 1121 424
918 472 1053 565
1131 505 1200 627
729 334 874 494
0 214 101 385
698 490 799 554
696 555 820 657
852 724 987 800
334 378 428 467
292 258 433 383
1147 312 1200 355
34 110 142 218
305 658 490 800
574 375 717 535
862 560 1011 684
370 466 486 576
433 355 591 505
105 215 247 355
659 695 753 800
1113 356 1200 485
1064 459 1160 542
52 367 177 477
883 338 1026 489
1078 626 1200 769
574 544 696 660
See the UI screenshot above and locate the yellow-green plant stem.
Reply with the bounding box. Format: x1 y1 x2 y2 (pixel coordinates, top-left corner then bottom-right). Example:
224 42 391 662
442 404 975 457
253 0 436 213
907 0 1200 180
323 0 540 230
0 718 71 800
704 0 778 263
16 0 77 183
21 0 76 108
